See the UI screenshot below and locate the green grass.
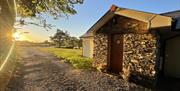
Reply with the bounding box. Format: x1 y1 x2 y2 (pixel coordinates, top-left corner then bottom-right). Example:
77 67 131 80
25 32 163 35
40 47 93 69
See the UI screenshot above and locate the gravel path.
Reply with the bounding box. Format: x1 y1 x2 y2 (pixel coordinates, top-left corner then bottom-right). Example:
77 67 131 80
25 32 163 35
6 47 149 91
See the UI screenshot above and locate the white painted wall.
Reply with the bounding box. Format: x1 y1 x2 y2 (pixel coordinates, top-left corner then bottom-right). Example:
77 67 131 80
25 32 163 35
82 37 94 58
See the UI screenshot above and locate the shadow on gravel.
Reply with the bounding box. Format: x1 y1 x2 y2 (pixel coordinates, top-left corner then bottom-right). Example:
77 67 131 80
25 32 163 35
23 64 44 75
6 61 25 91
156 77 180 91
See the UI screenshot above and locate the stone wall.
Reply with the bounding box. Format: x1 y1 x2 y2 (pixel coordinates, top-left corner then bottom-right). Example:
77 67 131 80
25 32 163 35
109 16 148 34
93 33 157 78
93 33 108 71
123 33 157 85
92 15 158 86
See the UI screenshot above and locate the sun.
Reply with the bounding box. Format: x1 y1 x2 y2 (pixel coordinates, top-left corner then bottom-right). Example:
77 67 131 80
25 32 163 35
12 31 31 41
13 32 21 40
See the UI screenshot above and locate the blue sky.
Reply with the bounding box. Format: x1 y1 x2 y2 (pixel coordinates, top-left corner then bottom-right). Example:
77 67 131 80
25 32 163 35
18 0 180 42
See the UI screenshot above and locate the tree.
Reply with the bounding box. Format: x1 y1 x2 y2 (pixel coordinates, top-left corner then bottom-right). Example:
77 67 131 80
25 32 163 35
42 40 51 47
0 0 17 55
0 0 84 52
68 37 79 48
78 39 82 48
50 29 81 48
43 40 49 44
15 0 84 30
0 0 16 37
0 0 84 33
50 29 69 48
16 0 83 18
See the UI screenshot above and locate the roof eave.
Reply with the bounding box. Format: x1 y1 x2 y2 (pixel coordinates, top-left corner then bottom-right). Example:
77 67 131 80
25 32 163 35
84 5 173 36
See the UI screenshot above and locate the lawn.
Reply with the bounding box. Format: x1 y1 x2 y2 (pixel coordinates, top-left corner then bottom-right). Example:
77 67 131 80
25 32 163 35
40 47 93 69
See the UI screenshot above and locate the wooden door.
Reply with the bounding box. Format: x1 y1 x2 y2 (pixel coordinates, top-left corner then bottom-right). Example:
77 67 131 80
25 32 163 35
110 34 123 73
164 36 180 78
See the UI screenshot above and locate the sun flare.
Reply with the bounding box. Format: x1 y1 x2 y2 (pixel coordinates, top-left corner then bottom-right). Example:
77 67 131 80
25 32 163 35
13 32 30 41
13 32 21 40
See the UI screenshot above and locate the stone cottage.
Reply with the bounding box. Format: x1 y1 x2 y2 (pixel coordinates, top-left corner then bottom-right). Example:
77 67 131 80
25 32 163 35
81 5 180 86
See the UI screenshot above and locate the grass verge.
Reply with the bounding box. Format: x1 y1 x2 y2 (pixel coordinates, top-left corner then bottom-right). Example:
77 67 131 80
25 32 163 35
39 47 93 69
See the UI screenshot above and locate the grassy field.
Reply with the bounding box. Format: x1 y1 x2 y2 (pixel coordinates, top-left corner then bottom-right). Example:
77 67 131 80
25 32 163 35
40 47 93 69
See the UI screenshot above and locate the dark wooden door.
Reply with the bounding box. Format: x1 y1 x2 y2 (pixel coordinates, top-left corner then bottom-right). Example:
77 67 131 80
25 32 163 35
164 36 180 78
110 34 123 73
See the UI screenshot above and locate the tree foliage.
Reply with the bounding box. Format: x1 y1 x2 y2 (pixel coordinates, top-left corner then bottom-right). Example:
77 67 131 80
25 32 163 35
0 0 84 31
50 29 81 48
15 0 84 30
16 0 83 18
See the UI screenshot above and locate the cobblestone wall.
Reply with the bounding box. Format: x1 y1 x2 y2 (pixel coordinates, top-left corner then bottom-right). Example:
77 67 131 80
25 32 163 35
93 33 108 71
92 16 158 86
123 34 157 81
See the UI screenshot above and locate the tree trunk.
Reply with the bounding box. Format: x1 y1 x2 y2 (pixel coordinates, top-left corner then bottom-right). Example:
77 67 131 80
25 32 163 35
0 0 16 44
0 0 16 90
0 0 16 48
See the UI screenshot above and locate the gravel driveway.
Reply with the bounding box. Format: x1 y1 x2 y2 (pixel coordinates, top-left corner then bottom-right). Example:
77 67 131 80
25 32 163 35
6 47 149 91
